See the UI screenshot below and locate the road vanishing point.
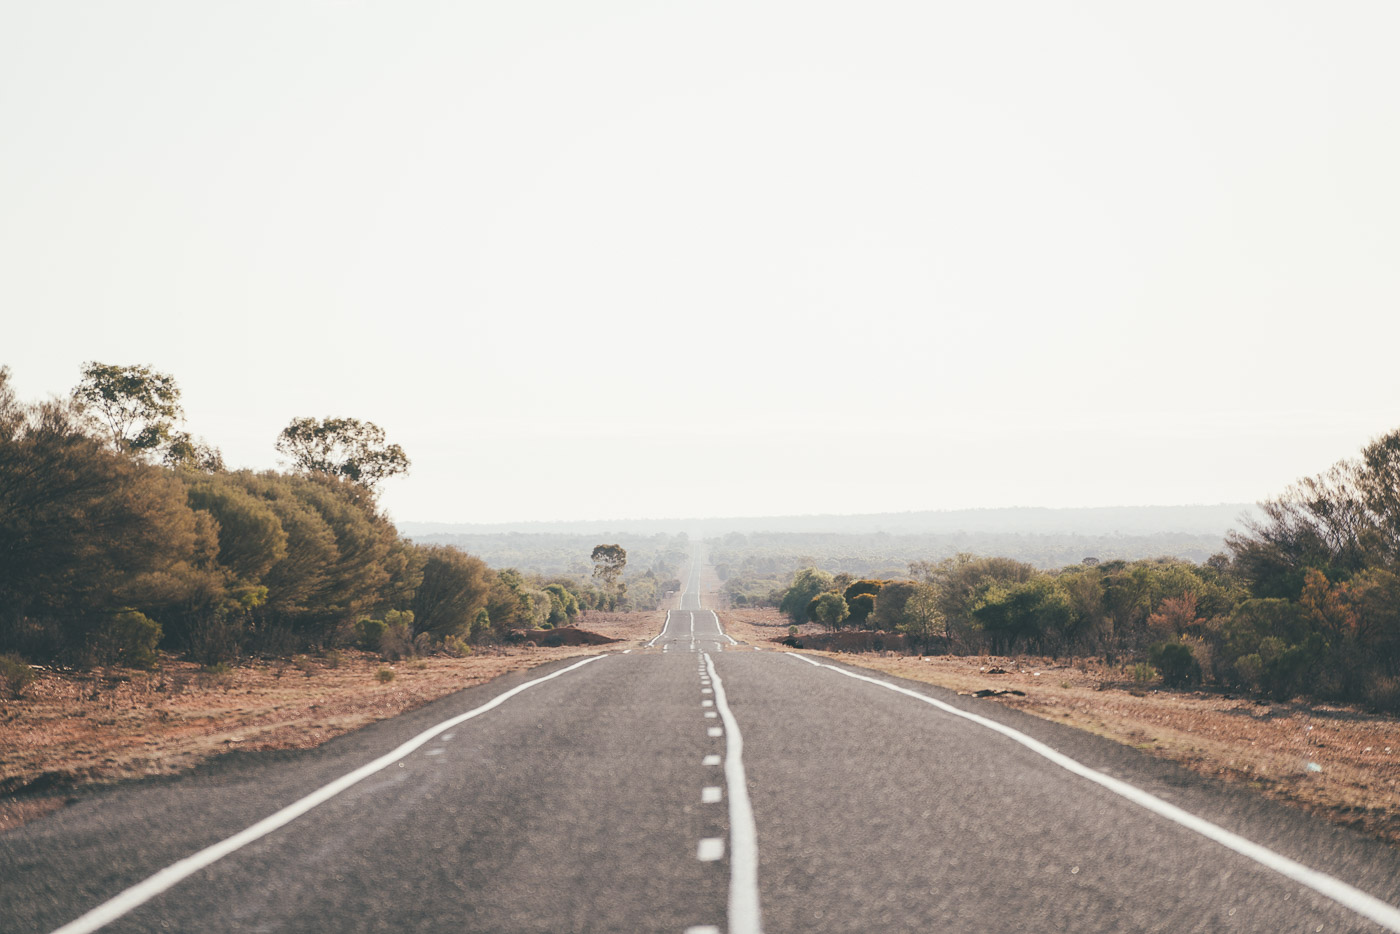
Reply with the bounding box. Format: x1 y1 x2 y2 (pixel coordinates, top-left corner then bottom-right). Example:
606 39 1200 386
5 560 1400 933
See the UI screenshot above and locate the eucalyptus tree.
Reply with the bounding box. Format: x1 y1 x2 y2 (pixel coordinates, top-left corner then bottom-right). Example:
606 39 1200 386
72 362 184 457
276 417 410 491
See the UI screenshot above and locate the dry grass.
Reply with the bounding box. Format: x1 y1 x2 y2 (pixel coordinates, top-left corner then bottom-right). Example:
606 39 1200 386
720 606 1400 848
0 610 663 832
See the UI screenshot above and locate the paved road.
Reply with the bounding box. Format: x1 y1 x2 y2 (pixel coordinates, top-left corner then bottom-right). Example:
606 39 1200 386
5 562 1400 933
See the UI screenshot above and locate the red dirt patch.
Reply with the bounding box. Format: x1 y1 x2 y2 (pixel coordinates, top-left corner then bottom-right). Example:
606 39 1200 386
518 627 618 646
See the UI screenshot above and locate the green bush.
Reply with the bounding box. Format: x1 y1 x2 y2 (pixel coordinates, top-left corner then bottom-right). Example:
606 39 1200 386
1148 641 1202 687
90 610 162 669
1234 653 1264 691
355 618 388 651
1132 662 1157 685
1 653 38 699
376 667 395 683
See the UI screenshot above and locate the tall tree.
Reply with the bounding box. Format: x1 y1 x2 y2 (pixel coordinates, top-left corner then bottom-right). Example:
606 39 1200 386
591 544 627 606
72 362 184 457
899 583 946 654
275 417 410 491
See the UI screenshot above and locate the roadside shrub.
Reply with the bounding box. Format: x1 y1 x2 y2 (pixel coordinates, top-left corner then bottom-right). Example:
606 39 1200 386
377 611 416 661
376 667 395 683
323 649 344 668
0 653 37 699
183 614 244 666
441 634 471 657
1149 641 1202 687
355 618 387 651
1132 662 1157 685
90 610 162 669
1365 676 1400 714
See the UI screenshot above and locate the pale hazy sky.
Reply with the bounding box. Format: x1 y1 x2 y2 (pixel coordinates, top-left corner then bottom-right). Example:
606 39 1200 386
4 2 1398 525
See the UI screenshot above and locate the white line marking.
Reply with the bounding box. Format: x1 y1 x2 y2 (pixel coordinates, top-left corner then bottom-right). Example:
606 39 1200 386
646 612 671 648
703 755 721 766
623 649 632 654
440 733 454 741
702 700 714 707
702 786 723 804
704 711 718 718
707 726 723 737
685 926 721 934
704 651 763 934
708 610 738 645
47 655 611 934
782 653 1400 933
702 688 713 694
697 838 725 861
424 748 444 756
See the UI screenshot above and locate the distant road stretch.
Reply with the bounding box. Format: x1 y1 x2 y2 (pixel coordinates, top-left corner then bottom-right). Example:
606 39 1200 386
5 560 1400 933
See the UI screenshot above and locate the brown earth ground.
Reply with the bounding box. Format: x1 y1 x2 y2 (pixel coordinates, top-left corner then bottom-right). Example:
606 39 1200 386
718 606 1400 848
0 610 664 833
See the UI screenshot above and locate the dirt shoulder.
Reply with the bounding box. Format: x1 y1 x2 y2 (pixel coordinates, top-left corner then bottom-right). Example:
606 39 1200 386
0 610 663 833
719 607 1400 848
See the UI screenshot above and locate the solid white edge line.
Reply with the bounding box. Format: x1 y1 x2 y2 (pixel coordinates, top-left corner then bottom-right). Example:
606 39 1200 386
781 652 1400 933
646 611 672 647
704 652 763 934
48 654 611 934
708 609 738 645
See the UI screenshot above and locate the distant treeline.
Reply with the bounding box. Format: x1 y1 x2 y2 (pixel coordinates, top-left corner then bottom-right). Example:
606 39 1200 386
747 431 1400 711
711 529 1231 598
0 365 639 671
410 531 687 609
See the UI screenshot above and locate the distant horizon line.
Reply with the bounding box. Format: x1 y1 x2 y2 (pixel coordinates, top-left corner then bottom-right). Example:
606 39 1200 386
399 501 1259 529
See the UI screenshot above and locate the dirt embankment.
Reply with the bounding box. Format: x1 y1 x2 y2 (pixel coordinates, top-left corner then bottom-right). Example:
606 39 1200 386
0 610 662 832
719 606 1400 848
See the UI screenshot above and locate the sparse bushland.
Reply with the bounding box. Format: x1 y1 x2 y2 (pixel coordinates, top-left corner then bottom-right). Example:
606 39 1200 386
0 653 36 699
0 364 614 672
763 430 1400 712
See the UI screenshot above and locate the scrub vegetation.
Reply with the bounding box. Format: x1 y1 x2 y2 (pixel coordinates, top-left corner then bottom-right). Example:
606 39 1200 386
746 430 1400 713
0 364 652 674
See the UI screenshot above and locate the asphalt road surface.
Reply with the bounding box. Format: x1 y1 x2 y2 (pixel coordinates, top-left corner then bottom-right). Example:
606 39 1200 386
5 564 1400 933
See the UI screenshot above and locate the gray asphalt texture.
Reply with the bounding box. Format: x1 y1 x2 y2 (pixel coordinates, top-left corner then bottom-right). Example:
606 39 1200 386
4 573 1400 933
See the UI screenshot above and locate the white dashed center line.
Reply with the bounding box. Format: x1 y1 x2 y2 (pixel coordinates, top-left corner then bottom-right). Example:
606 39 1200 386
702 755 721 766
697 838 725 861
702 700 714 707
702 786 723 804
707 727 723 737
704 712 717 718
702 652 763 934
